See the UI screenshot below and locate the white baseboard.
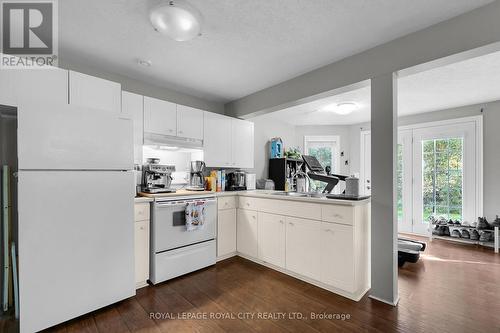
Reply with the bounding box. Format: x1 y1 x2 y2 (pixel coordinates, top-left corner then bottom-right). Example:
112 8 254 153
216 252 237 262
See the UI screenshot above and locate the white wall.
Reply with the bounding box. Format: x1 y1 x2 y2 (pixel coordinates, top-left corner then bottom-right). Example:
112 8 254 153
250 116 296 179
294 125 351 176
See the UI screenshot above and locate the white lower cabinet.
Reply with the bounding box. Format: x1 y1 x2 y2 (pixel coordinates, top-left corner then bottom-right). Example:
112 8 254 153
236 209 258 258
217 208 237 258
320 222 355 292
285 217 322 281
258 212 286 268
134 203 150 288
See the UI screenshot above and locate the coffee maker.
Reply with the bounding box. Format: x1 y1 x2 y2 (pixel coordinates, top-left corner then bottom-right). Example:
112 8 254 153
226 170 246 191
187 160 205 191
141 158 176 193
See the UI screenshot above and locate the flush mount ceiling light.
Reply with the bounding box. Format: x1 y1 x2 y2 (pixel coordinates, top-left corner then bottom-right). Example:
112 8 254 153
137 59 152 67
150 0 203 42
320 102 358 115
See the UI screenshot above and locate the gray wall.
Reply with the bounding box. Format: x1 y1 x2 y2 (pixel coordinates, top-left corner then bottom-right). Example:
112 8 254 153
225 1 500 118
59 58 225 114
294 125 351 176
250 116 296 179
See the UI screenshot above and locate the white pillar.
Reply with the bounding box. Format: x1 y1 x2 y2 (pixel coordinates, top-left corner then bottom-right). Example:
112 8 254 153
369 73 398 306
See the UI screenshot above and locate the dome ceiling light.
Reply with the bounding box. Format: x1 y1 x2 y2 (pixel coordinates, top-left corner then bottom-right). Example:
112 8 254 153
320 102 359 115
150 0 203 42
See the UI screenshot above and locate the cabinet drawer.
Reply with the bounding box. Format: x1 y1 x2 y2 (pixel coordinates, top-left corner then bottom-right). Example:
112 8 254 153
321 205 353 225
218 196 237 210
134 203 150 221
238 196 261 211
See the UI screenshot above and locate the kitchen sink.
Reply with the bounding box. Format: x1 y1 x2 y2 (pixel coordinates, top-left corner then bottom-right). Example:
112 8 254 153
271 192 309 197
271 192 325 198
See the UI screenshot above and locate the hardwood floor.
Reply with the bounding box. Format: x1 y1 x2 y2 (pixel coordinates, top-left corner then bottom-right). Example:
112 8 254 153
3 237 500 333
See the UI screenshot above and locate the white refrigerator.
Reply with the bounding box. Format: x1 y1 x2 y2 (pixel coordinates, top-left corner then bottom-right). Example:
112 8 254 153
17 101 136 333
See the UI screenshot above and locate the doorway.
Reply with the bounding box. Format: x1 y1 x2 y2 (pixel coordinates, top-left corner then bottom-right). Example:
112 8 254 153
360 117 482 235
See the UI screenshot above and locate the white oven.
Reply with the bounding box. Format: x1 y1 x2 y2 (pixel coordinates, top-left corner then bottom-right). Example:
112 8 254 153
150 194 217 284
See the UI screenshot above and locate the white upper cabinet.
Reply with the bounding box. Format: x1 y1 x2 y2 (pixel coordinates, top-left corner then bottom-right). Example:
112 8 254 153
177 104 204 140
204 112 232 167
121 91 144 164
203 112 254 168
69 70 121 113
231 118 254 169
0 70 14 106
143 96 177 136
1 68 68 106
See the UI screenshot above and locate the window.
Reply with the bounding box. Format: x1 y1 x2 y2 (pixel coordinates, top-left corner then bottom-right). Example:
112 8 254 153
422 138 463 221
304 136 340 192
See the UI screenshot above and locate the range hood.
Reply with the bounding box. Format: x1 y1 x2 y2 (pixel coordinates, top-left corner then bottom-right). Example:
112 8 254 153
143 132 203 149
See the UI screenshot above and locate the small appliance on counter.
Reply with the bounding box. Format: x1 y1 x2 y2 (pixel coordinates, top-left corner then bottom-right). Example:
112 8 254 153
186 160 206 191
256 179 275 190
141 158 176 193
226 170 246 191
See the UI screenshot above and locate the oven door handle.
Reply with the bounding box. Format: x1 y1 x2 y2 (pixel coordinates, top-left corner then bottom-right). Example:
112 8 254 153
155 198 216 207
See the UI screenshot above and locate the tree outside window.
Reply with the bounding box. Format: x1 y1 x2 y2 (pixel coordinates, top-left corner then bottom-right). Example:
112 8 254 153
422 138 463 221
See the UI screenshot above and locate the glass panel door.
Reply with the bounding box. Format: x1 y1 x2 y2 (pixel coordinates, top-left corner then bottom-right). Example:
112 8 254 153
412 122 477 235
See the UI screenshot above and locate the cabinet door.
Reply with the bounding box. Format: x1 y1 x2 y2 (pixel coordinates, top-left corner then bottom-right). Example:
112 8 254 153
203 112 232 167
177 104 203 140
122 91 144 164
286 217 322 281
258 212 285 268
321 223 355 292
10 68 68 105
0 70 15 106
217 208 237 257
69 71 121 113
231 119 254 168
135 220 150 288
236 209 258 258
143 96 177 136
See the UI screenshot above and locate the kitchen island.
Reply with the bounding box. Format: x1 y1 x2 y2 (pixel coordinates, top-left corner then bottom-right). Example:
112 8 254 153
214 190 370 301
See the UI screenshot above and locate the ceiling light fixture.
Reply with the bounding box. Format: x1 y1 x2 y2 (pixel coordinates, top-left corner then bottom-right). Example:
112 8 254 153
320 102 358 115
150 0 203 42
137 59 152 67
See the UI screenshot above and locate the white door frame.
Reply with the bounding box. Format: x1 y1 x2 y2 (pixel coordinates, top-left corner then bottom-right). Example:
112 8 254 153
303 135 341 173
360 115 483 236
360 130 371 196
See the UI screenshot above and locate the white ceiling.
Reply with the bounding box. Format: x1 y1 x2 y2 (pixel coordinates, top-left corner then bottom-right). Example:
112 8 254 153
257 50 500 126
59 0 493 103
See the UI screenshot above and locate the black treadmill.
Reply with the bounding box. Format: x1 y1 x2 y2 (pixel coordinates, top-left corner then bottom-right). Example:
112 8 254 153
302 155 347 193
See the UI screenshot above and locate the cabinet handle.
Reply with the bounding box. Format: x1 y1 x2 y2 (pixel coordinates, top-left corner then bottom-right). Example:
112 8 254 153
252 215 256 219
288 222 294 226
140 226 144 230
224 202 228 206
246 203 250 206
280 220 284 224
366 186 371 190
333 214 342 218
179 130 183 134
